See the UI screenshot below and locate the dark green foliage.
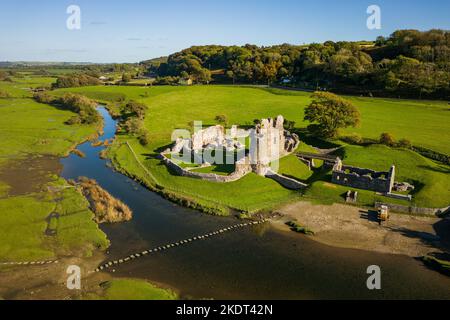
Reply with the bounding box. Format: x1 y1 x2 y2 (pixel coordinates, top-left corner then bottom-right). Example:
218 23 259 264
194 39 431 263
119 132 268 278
398 138 412 149
121 73 132 83
422 255 450 276
341 134 363 145
33 92 54 104
123 100 147 120
138 130 150 146
286 221 315 235
283 119 296 130
33 92 100 125
304 91 360 138
149 29 449 98
412 146 450 165
52 73 102 89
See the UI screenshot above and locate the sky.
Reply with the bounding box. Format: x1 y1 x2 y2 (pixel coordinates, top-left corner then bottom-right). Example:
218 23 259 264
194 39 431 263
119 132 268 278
0 0 449 63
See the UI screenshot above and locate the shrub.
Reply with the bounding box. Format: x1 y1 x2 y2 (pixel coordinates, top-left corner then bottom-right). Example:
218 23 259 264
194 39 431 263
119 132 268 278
123 101 147 119
52 73 101 89
283 119 296 131
65 116 82 125
286 221 315 235
342 134 363 145
123 117 143 134
215 114 228 126
59 93 100 124
138 130 150 146
33 92 55 104
412 146 450 165
121 73 132 83
398 138 412 149
379 132 395 146
0 89 11 98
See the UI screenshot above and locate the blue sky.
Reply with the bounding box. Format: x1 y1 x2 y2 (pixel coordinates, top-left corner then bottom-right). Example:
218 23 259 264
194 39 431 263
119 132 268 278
0 0 449 63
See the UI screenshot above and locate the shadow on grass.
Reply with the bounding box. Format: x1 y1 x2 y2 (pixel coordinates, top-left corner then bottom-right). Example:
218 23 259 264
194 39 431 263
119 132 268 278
293 128 341 150
418 165 450 175
408 180 425 198
306 167 333 185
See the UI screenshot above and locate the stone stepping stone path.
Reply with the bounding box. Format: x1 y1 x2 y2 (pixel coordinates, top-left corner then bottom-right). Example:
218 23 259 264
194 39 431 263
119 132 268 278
94 219 268 273
0 260 59 266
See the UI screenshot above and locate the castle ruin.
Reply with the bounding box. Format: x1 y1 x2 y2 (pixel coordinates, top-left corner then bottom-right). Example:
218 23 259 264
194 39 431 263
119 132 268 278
160 115 305 189
332 158 395 194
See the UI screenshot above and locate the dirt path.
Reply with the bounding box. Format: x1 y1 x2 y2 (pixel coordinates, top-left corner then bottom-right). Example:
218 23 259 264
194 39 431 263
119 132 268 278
273 201 450 257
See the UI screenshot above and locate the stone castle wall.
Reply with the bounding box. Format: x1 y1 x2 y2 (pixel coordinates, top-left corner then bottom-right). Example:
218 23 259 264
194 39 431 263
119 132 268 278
158 154 251 183
265 169 307 190
332 159 395 194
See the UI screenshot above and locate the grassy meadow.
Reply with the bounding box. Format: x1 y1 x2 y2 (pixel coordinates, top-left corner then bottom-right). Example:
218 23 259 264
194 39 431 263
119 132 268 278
0 76 108 262
58 85 450 212
86 279 178 300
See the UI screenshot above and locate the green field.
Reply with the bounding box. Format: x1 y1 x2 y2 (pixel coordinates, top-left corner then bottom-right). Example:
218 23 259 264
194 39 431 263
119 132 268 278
0 76 108 262
86 279 178 300
58 85 450 212
0 98 98 166
60 85 450 154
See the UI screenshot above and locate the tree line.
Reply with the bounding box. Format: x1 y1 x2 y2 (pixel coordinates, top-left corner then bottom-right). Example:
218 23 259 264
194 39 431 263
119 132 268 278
144 29 449 99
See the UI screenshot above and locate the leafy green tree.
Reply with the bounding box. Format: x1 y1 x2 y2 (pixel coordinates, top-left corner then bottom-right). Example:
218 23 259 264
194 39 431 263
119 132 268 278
124 101 147 119
304 92 360 138
379 132 396 146
122 73 132 83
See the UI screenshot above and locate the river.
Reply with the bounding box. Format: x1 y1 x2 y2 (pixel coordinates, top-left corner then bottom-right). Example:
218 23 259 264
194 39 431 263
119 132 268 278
60 106 450 299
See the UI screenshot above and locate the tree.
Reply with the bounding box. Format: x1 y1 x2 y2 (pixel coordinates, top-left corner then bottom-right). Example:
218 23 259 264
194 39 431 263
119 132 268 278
379 132 395 146
53 73 101 89
122 73 132 83
124 101 147 119
304 92 360 138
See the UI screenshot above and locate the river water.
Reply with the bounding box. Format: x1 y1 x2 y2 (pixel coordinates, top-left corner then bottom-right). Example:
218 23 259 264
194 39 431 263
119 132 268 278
61 106 450 299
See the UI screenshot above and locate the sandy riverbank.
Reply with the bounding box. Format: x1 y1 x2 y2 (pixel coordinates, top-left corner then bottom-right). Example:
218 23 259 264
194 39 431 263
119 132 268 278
273 201 450 258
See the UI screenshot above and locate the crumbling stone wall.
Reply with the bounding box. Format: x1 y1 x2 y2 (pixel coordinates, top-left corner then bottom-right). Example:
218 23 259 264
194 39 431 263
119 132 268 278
161 115 302 188
158 154 252 183
375 202 449 216
192 125 225 151
265 169 307 190
332 158 395 193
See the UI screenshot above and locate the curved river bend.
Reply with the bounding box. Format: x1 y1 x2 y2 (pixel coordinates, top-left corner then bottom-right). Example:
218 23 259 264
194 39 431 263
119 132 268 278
61 107 450 299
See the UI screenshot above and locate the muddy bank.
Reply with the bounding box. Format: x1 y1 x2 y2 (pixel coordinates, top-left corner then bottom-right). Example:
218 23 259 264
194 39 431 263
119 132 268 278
0 253 109 300
274 201 450 258
0 155 62 197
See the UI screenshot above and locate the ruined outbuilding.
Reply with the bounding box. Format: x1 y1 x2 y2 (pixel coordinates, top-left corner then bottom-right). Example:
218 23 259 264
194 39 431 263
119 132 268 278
332 158 395 193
